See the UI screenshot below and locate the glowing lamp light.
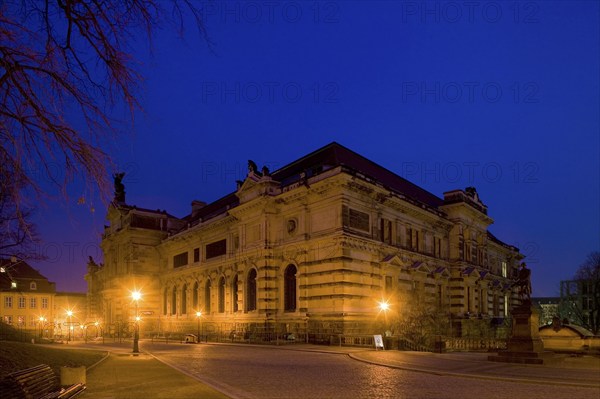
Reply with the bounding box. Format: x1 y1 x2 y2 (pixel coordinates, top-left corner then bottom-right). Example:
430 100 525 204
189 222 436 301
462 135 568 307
378 301 390 312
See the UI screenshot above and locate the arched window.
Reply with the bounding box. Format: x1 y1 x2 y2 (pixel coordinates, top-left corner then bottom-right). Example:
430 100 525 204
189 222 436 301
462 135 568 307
218 277 225 313
284 264 297 312
181 284 187 315
171 287 177 315
163 288 168 315
193 282 199 309
205 280 211 313
232 275 238 312
246 269 257 312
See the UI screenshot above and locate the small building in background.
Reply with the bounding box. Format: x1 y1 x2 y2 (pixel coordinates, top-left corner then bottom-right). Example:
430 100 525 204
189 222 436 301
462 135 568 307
0 259 56 337
532 297 560 326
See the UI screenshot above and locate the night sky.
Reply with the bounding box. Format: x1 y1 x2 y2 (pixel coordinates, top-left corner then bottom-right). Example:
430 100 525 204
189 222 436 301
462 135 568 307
29 1 599 297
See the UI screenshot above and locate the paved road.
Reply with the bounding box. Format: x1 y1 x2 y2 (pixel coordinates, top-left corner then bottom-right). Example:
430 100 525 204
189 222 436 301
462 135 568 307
143 343 600 399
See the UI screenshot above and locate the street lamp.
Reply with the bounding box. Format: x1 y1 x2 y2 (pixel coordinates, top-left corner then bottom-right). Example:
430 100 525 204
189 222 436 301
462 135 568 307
66 310 73 343
196 311 202 343
38 316 46 339
131 290 142 353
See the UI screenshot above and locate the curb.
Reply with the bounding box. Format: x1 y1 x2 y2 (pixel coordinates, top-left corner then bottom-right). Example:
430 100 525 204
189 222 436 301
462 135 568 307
347 353 600 389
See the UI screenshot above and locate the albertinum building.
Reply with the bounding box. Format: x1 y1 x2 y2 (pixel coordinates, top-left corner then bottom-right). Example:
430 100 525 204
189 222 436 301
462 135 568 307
86 143 523 343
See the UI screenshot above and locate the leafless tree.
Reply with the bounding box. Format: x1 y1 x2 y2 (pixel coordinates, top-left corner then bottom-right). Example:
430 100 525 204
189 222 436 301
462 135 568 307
0 0 209 257
560 252 600 334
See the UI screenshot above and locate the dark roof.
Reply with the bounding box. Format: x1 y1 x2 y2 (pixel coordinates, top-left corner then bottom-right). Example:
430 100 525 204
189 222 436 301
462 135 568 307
271 142 444 208
487 231 519 252
0 259 56 293
182 142 443 226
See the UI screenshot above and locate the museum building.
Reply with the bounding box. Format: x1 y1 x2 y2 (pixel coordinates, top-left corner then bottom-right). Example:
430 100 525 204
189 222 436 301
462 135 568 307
85 142 523 340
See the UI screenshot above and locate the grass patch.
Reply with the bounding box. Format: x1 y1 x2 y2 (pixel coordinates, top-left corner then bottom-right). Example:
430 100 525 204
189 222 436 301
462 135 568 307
0 341 106 379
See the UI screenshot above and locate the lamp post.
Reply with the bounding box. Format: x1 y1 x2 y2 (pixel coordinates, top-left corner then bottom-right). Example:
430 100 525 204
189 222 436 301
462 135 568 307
66 310 73 343
196 311 202 343
131 290 141 353
38 317 46 339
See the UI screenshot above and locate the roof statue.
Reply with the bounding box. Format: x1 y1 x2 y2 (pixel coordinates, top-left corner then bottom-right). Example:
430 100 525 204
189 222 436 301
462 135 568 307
113 172 126 203
247 160 259 175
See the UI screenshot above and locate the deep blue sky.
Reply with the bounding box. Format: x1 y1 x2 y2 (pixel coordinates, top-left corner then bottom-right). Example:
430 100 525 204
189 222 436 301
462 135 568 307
31 1 599 296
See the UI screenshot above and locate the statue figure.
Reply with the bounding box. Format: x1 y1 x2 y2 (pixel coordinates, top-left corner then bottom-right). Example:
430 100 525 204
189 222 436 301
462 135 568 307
113 172 126 203
247 160 258 174
261 165 270 177
513 262 532 303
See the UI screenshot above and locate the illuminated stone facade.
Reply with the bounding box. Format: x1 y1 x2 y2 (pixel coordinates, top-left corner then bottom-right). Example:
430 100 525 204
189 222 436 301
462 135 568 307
86 143 523 339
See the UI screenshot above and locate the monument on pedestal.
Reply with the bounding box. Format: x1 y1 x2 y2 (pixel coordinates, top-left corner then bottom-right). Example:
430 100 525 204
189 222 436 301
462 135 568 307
489 263 552 364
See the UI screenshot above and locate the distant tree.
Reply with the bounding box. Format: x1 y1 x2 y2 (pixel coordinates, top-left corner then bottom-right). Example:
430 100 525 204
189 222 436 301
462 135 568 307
0 0 209 255
560 252 600 334
0 177 42 261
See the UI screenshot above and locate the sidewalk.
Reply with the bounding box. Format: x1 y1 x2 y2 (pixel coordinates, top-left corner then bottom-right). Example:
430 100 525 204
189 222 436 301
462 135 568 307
76 342 228 399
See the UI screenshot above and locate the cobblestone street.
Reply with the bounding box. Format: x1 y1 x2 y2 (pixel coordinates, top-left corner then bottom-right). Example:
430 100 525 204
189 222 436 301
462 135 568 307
142 342 600 399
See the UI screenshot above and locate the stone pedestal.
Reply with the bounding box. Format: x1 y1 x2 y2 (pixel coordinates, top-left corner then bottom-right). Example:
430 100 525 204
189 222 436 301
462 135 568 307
488 302 553 364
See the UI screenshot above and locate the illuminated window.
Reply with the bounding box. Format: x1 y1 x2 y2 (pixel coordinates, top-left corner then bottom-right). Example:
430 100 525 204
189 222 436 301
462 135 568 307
504 295 509 317
501 262 507 278
11 281 17 289
4 315 12 324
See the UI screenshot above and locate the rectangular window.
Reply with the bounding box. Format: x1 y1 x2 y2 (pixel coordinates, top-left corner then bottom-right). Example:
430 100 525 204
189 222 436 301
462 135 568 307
173 252 189 268
412 230 420 251
503 294 509 317
380 219 392 244
30 297 36 308
18 297 25 309
343 206 370 232
501 261 507 278
17 315 24 325
206 239 227 259
4 296 12 308
4 315 12 324
42 297 48 309
193 248 200 263
385 276 393 292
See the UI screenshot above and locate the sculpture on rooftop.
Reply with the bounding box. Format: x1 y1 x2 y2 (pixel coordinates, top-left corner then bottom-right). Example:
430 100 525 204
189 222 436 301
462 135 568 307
113 172 126 203
248 160 258 174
